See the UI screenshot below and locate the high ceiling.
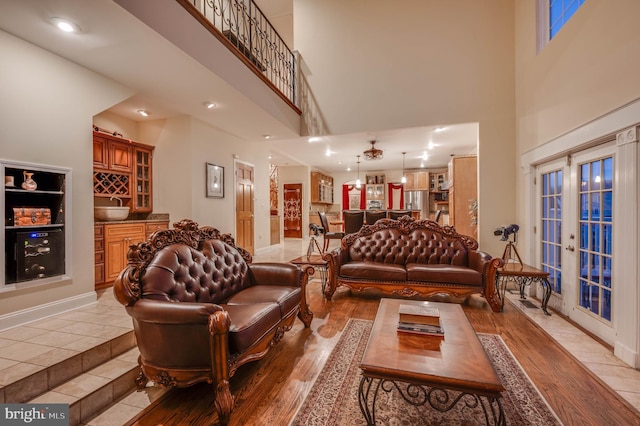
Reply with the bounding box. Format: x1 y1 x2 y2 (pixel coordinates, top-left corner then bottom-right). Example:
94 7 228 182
0 0 477 173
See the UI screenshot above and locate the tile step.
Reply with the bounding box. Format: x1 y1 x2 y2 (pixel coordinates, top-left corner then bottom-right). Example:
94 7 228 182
28 347 141 425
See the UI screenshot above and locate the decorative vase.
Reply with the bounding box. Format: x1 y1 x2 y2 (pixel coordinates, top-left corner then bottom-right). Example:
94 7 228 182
22 171 37 191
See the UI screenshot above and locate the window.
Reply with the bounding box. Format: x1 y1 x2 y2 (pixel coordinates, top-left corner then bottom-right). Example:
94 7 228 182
550 0 586 39
538 0 587 51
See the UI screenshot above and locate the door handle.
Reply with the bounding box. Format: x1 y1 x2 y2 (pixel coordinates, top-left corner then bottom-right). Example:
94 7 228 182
565 245 575 252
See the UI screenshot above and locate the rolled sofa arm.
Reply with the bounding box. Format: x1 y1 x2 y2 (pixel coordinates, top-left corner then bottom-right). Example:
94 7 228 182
129 299 225 324
248 262 307 287
468 250 493 274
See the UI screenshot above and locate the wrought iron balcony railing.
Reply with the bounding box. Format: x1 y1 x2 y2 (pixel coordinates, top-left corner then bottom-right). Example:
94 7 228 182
178 0 298 110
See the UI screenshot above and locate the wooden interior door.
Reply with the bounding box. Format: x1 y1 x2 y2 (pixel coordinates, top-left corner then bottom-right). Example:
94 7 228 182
235 162 255 254
283 183 302 238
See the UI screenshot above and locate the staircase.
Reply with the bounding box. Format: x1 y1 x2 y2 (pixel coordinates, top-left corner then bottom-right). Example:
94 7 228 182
0 291 167 425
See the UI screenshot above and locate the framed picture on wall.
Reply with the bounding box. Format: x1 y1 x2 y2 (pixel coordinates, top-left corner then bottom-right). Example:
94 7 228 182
206 163 224 198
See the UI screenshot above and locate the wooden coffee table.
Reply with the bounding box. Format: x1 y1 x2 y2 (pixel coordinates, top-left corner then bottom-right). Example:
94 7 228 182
359 299 505 425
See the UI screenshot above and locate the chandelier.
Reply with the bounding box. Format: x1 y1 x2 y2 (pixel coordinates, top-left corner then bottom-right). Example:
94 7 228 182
363 140 383 160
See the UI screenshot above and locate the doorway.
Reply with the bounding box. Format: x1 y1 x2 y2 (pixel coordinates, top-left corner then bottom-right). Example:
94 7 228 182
536 143 616 343
235 161 254 254
283 183 302 238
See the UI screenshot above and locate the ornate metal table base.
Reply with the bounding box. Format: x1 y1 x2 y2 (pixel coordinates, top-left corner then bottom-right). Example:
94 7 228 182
358 376 505 426
496 264 553 316
498 275 552 316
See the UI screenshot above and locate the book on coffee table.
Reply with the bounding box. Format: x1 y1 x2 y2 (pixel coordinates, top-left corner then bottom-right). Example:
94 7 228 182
398 304 440 327
397 322 445 337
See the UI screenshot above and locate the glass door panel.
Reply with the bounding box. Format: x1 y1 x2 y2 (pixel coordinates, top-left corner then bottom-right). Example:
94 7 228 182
577 157 613 321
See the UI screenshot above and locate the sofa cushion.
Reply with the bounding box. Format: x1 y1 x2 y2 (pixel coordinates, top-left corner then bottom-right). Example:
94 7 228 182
406 263 482 287
347 228 469 266
141 241 249 304
225 285 301 318
340 261 407 281
222 303 281 354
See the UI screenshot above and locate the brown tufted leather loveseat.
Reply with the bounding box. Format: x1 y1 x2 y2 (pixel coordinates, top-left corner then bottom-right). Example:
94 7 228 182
113 219 313 425
323 216 503 312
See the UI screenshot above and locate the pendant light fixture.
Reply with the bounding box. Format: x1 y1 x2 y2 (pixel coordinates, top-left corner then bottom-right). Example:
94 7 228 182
401 152 407 184
355 155 362 189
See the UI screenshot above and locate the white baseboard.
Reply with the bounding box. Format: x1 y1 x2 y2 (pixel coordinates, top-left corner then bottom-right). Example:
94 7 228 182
615 341 640 369
0 291 97 331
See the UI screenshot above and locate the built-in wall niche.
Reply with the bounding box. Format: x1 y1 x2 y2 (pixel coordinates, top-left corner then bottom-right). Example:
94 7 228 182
1 161 71 289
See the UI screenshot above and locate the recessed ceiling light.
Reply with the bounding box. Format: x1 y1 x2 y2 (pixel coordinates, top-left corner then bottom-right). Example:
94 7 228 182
435 127 446 133
137 110 150 117
49 17 80 33
308 137 321 143
203 102 216 109
263 135 273 140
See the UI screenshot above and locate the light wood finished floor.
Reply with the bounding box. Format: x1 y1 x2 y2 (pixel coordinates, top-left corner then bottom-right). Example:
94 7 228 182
125 240 640 426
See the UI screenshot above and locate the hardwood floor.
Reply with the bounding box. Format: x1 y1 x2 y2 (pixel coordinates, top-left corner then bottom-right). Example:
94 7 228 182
128 280 640 426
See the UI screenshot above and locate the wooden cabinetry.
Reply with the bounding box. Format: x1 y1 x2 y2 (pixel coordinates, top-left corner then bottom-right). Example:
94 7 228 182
93 131 154 213
364 174 385 208
94 220 168 287
310 172 334 204
448 156 477 236
145 221 169 239
404 171 429 190
94 225 105 286
104 223 146 283
429 171 447 192
133 146 153 213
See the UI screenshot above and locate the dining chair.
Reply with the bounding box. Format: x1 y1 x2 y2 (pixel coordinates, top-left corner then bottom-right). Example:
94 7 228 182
343 210 365 234
388 210 411 220
318 212 345 252
365 210 387 225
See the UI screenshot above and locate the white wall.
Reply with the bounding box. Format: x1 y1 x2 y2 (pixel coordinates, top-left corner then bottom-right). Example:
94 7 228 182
0 31 134 322
515 0 640 367
294 0 515 257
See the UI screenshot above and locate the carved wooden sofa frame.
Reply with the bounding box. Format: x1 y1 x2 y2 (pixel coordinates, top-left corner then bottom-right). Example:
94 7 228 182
113 219 313 424
322 216 503 312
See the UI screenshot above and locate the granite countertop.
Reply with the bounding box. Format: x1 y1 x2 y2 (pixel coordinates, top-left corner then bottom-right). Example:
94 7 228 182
94 213 170 225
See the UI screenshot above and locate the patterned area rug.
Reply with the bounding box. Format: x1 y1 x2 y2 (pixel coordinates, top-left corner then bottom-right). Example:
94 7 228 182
290 319 562 426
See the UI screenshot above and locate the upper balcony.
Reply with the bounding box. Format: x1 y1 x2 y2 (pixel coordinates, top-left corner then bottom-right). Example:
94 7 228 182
178 0 298 112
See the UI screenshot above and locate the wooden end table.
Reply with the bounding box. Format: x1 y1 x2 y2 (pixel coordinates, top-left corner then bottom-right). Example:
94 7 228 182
496 263 552 315
289 254 328 295
359 299 505 425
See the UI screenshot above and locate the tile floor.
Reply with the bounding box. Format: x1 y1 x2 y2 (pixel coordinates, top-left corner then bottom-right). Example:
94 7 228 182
0 237 638 425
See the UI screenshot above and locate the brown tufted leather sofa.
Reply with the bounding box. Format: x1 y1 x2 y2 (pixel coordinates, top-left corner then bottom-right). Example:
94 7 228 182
113 219 313 425
323 216 503 312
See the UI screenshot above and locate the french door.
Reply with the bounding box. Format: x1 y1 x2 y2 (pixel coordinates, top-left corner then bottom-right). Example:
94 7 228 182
537 143 616 342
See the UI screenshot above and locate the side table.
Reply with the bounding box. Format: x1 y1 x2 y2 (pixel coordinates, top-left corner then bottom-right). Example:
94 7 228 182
496 263 552 315
289 254 329 296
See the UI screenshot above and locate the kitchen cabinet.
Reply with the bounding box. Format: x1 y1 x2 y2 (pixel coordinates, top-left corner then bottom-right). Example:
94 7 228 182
364 174 385 209
404 171 429 191
429 171 447 192
2 163 69 287
104 223 146 283
448 156 477 236
93 131 154 213
310 172 334 204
